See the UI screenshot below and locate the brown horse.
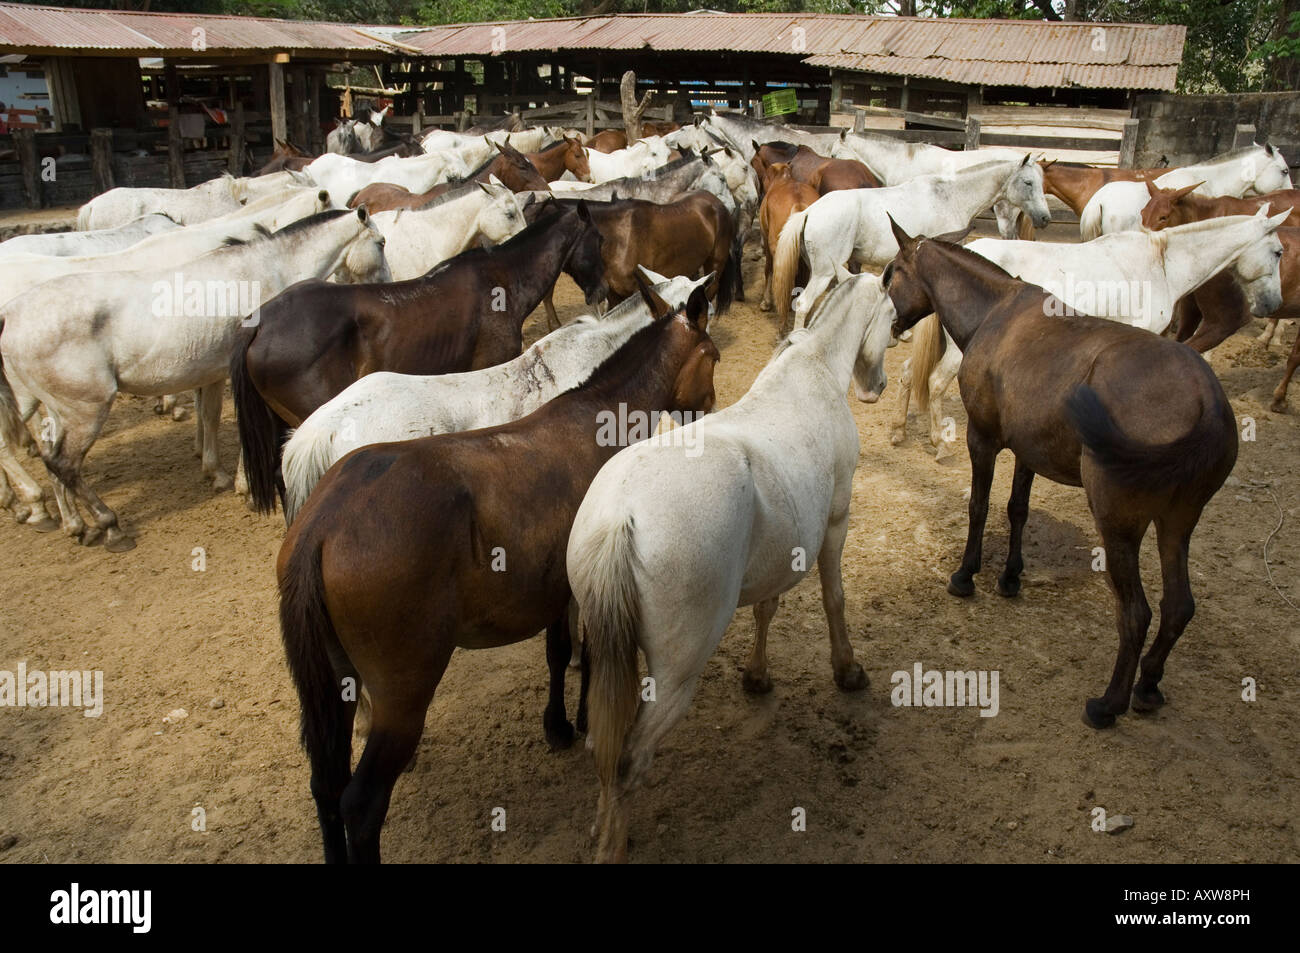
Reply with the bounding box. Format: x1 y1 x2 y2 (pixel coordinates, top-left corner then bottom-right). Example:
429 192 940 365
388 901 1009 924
1006 159 1174 239
525 137 592 182
807 158 881 195
638 120 681 138
751 140 833 189
587 129 628 153
231 200 607 513
561 192 739 313
757 163 818 333
277 279 719 862
347 142 547 212
1140 182 1300 230
256 139 313 176
883 218 1238 729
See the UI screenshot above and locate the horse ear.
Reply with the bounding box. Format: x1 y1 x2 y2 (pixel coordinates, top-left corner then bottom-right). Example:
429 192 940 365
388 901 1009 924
575 199 592 223
355 204 369 223
633 268 672 319
752 139 761 153
1268 207 1291 229
839 129 847 140
933 224 973 245
318 189 330 206
1265 142 1276 156
887 214 917 254
1170 181 1203 202
1020 154 1033 167
684 284 710 331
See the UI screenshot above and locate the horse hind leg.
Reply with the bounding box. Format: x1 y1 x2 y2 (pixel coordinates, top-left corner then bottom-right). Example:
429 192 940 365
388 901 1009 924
889 357 913 446
198 380 232 490
42 400 133 551
818 511 868 690
929 345 961 460
996 458 1035 598
0 429 56 530
742 595 779 694
1132 511 1198 713
544 608 577 750
1270 330 1300 412
1083 492 1153 728
339 698 429 863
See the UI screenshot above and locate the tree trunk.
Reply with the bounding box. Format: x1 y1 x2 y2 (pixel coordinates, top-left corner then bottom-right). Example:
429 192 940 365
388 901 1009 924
1267 0 1300 92
620 70 652 142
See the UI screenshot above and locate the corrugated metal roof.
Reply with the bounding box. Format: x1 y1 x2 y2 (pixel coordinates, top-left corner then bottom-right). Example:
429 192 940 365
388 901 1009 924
397 13 1185 90
0 2 402 56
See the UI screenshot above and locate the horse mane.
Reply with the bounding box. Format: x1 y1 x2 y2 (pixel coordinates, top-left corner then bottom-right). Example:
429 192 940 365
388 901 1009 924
461 152 498 181
417 203 571 277
1209 144 1268 164
567 312 682 398
270 208 352 236
536 138 572 154
417 180 489 210
646 153 702 177
221 223 272 246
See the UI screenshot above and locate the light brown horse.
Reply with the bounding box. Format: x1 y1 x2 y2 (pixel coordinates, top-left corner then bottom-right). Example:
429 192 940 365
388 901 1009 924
1140 182 1300 230
587 129 628 153
347 142 547 212
807 158 881 195
563 192 739 312
256 139 313 176
525 136 592 182
757 163 819 333
277 279 719 863
883 218 1238 730
1009 159 1174 238
638 120 681 137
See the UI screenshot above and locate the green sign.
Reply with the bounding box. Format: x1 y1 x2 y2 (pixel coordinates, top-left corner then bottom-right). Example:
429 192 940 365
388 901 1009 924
761 88 797 117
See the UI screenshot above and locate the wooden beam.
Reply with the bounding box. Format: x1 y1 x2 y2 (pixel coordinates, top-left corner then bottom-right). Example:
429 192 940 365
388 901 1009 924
90 127 115 195
1118 117 1139 169
228 100 245 175
167 103 186 188
290 66 308 147
14 129 42 209
268 60 287 142
964 115 980 151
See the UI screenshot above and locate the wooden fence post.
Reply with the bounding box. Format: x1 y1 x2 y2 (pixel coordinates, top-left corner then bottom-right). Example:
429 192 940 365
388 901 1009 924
1233 123 1257 149
14 129 41 209
90 128 114 195
268 60 287 143
853 108 865 134
167 103 186 188
227 100 245 175
1118 117 1139 169
585 94 595 138
964 115 980 151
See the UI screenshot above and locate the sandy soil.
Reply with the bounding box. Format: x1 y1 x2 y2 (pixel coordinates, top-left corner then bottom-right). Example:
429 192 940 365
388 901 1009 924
0 238 1297 864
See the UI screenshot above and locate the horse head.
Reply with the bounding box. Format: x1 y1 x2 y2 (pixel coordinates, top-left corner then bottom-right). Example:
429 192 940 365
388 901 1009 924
634 272 720 416
1230 205 1291 317
567 200 608 306
337 205 391 284
882 215 936 335
1139 181 1203 230
1001 155 1052 229
475 175 528 245
850 275 898 404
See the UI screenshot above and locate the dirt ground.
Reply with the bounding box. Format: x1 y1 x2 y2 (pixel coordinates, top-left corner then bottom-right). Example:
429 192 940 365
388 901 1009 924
0 232 1297 864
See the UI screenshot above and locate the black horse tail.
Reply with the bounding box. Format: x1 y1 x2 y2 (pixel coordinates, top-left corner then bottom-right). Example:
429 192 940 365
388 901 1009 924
714 225 739 316
278 536 350 861
728 211 746 305
1066 384 1234 490
230 327 286 515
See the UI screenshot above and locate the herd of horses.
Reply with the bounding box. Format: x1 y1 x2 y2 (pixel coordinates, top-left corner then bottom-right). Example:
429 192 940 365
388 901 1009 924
0 103 1293 863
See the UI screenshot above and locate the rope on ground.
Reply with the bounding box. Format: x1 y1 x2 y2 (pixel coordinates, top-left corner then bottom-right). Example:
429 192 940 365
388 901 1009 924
1245 480 1297 613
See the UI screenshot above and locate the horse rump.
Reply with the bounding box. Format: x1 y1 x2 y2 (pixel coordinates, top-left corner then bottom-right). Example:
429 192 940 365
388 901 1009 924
1066 384 1236 491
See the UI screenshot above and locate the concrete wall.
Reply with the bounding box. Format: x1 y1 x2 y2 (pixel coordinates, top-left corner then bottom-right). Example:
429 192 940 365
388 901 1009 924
1133 91 1300 171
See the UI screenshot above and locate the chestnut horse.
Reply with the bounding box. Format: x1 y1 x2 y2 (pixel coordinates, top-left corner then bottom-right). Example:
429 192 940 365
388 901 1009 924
1007 160 1172 239
1140 182 1300 230
526 136 592 182
587 129 628 153
883 218 1238 730
757 163 819 332
257 139 313 176
232 200 607 513
276 279 719 862
559 191 739 313
347 142 547 212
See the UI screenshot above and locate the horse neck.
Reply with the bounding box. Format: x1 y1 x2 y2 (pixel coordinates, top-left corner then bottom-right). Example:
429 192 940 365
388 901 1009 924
565 321 694 423
1160 219 1266 297
491 215 582 320
804 281 877 389
1045 166 1097 212
265 217 361 285
916 242 1019 348
940 163 1013 220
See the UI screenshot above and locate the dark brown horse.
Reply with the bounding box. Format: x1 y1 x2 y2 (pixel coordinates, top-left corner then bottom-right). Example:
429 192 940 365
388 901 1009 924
560 192 739 313
1140 182 1300 230
347 142 547 212
524 137 592 182
883 218 1238 729
277 279 719 862
232 200 607 513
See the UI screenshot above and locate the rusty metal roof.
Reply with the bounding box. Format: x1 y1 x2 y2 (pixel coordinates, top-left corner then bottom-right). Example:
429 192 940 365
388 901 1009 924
0 1 404 57
398 13 1185 90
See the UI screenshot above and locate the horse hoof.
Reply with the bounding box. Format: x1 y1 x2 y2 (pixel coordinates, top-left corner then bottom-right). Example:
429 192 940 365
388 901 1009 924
171 407 188 422
210 472 233 492
1083 698 1117 729
759 301 773 313
1131 685 1165 712
29 516 61 533
742 670 773 694
402 751 419 774
947 574 975 598
996 574 1021 598
834 664 869 692
546 719 576 751
1270 399 1287 414
576 710 587 734
103 532 136 553
899 329 913 342
889 430 905 447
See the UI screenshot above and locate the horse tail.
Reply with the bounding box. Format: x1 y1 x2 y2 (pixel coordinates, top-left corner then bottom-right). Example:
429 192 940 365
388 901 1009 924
573 514 642 789
715 216 741 315
280 420 336 526
1079 197 1104 241
0 324 29 453
278 534 350 815
772 207 807 321
229 327 286 515
910 313 946 415
1066 384 1234 489
76 202 94 232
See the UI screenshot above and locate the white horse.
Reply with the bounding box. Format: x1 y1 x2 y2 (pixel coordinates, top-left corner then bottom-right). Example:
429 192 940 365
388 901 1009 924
586 138 673 183
304 147 473 208
372 177 528 280
568 272 896 863
280 270 712 522
702 109 844 162
0 213 179 259
0 185 331 308
777 156 1051 322
355 105 390 152
420 126 556 156
77 175 248 230
1081 144 1292 238
0 208 389 550
893 208 1290 455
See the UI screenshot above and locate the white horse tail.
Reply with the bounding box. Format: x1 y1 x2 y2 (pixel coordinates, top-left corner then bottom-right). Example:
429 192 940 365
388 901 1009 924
280 422 334 525
0 325 29 454
76 202 93 231
772 208 808 322
910 313 946 415
1079 197 1104 241
572 514 642 787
